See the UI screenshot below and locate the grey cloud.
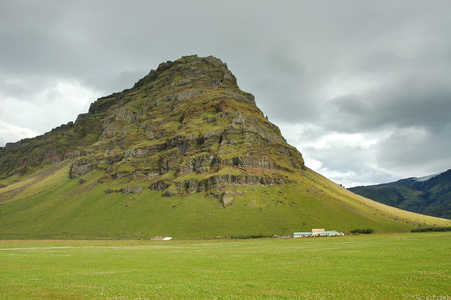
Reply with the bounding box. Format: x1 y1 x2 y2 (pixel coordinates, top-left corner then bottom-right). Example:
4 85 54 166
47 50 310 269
301 140 398 187
0 73 59 103
250 46 325 124
83 70 149 96
376 125 451 177
331 95 370 118
379 80 451 130
324 77 451 134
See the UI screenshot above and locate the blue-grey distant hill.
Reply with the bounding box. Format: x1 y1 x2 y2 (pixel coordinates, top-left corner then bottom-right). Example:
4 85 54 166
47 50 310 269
349 169 451 219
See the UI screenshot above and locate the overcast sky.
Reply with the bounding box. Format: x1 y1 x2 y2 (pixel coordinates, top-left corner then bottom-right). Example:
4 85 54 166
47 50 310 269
1 0 451 187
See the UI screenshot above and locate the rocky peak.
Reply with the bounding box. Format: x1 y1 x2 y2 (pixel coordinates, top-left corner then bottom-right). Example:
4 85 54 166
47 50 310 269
132 55 238 92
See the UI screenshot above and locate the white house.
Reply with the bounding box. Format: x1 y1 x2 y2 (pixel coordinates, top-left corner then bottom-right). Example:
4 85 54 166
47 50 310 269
316 230 342 237
294 232 312 238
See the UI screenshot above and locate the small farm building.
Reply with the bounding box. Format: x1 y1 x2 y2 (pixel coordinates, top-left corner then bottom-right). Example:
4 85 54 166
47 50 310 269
312 229 325 236
316 230 342 237
294 232 312 238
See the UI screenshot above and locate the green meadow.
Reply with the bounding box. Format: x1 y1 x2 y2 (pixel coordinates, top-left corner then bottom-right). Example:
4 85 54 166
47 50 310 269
0 232 450 299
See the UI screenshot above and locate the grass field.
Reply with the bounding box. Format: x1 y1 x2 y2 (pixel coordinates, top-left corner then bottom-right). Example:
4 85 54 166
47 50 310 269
0 233 450 299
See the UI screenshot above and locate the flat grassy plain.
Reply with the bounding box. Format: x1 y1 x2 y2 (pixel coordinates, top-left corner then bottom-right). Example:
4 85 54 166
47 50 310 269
0 233 450 299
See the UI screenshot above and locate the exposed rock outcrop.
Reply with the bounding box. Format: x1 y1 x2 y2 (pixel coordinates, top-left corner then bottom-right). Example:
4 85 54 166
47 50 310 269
70 158 97 179
156 173 292 198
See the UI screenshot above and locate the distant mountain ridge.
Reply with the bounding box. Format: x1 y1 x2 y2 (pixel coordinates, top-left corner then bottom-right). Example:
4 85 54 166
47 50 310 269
349 169 451 219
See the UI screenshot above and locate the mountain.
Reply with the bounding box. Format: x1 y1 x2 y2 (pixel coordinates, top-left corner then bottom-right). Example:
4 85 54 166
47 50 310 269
1 55 304 197
349 170 451 219
0 55 449 239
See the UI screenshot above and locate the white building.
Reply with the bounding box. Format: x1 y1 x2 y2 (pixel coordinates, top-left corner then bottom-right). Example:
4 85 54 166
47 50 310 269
294 229 343 238
316 230 342 237
293 232 312 238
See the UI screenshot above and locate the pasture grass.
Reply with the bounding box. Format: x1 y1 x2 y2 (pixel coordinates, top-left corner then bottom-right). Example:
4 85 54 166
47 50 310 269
0 232 450 299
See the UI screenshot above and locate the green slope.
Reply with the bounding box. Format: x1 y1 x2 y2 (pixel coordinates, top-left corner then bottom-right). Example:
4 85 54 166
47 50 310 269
1 162 449 239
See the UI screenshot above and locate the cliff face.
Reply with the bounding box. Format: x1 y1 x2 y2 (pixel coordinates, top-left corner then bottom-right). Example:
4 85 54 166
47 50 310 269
1 55 305 199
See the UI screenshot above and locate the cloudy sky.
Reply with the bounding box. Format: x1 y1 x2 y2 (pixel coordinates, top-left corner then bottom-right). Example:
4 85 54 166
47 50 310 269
1 0 451 187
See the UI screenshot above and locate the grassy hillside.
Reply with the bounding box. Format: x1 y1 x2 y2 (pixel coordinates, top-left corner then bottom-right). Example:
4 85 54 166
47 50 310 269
1 162 449 239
